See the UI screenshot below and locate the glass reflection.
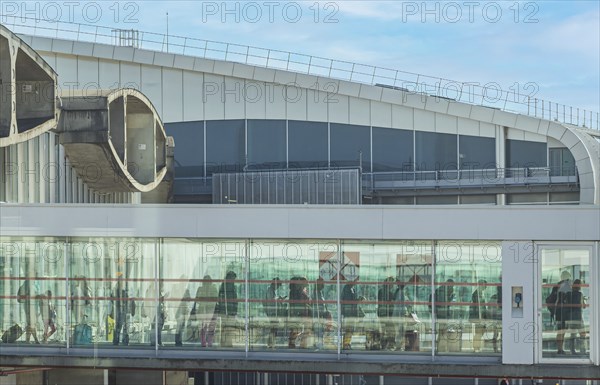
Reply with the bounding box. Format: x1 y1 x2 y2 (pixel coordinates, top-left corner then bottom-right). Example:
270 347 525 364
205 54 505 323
541 248 591 359
0 237 512 357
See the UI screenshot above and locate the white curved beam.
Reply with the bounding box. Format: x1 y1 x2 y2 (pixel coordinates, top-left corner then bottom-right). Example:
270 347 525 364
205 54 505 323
58 88 168 193
0 24 58 147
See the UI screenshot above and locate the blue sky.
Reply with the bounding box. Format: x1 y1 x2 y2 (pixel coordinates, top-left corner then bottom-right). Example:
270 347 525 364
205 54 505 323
3 1 599 112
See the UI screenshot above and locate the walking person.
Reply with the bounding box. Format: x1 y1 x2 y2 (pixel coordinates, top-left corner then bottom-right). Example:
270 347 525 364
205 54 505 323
568 279 587 355
173 275 191 347
18 280 40 344
111 272 135 346
313 278 330 350
431 279 455 352
392 281 409 351
263 277 284 349
469 280 489 353
377 277 395 350
341 282 359 350
150 290 167 346
214 271 238 347
554 271 573 354
195 275 218 347
288 276 312 348
41 290 57 343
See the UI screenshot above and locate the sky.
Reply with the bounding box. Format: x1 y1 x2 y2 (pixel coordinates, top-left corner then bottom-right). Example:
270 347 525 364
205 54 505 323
2 1 599 113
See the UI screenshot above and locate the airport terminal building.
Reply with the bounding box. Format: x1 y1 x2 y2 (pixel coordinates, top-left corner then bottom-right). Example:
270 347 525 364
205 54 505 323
0 18 599 385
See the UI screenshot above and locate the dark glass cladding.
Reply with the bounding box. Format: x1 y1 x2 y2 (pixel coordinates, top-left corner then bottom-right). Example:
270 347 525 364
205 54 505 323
415 131 457 171
288 120 328 169
330 123 371 170
165 121 204 177
372 127 414 172
206 120 245 175
506 139 547 169
459 135 496 170
247 120 286 170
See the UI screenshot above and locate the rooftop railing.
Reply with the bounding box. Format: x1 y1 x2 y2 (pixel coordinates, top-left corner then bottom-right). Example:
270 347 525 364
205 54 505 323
2 15 598 131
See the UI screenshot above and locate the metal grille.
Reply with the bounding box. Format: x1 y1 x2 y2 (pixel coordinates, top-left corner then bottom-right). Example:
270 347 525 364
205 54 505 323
212 169 360 205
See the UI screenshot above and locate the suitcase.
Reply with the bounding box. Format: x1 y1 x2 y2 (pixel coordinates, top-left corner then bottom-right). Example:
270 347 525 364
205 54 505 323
404 330 419 351
1 324 23 343
73 323 92 345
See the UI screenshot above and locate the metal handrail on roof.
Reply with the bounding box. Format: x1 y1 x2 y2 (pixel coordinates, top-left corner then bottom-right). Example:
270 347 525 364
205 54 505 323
2 15 598 131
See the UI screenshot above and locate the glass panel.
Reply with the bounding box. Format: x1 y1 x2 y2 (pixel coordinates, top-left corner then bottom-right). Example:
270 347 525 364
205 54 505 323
459 135 495 170
549 148 576 176
330 123 371 171
340 242 434 354
2 238 67 346
506 139 547 169
288 120 328 169
161 239 246 349
415 131 457 171
248 241 338 352
435 242 502 355
77 237 156 348
541 248 590 359
247 120 286 170
206 120 245 176
372 127 414 172
164 121 204 177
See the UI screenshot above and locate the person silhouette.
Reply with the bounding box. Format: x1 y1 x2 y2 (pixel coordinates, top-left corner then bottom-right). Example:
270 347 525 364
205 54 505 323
214 271 238 347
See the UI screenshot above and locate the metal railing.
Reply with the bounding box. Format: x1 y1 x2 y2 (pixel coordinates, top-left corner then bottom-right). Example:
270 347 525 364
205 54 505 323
362 166 579 191
2 15 598 130
173 166 578 196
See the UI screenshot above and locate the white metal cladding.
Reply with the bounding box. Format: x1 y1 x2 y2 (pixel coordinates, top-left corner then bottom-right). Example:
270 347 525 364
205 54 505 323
0 205 598 241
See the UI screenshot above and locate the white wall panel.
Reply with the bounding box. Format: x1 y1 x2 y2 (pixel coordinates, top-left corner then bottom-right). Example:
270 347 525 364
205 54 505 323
203 74 225 120
183 71 204 121
98 60 120 90
120 62 141 90
39 53 56 71
349 97 370 127
501 241 535 365
328 94 349 124
265 84 286 120
457 118 480 137
523 131 547 143
55 55 77 92
223 76 245 120
162 68 183 122
371 101 392 128
245 81 266 120
2 205 598 241
506 127 525 141
479 122 496 138
391 105 414 129
413 109 435 132
286 83 307 121
77 57 99 89
435 113 458 134
141 65 162 116
306 90 328 122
